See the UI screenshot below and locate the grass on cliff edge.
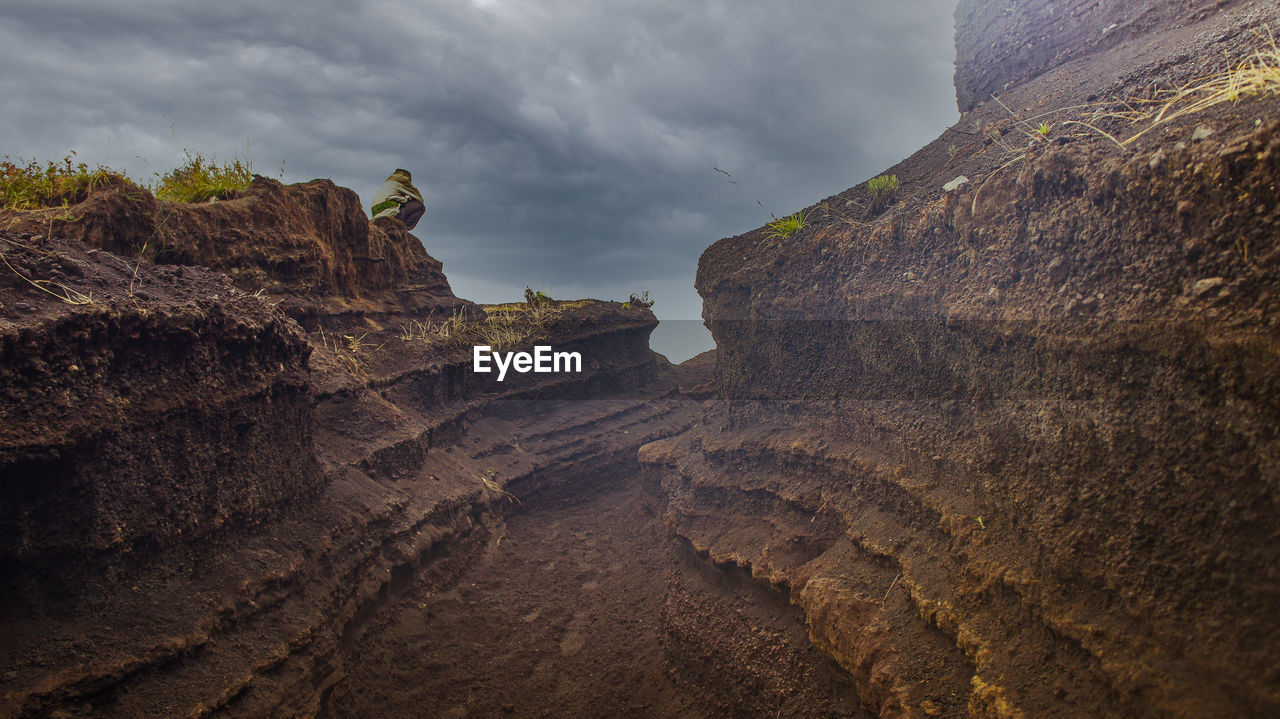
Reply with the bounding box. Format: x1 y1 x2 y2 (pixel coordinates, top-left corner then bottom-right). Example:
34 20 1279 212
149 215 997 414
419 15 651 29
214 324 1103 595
866 174 899 196
152 150 253 203
763 210 810 241
399 290 602 351
1 150 254 210
0 153 125 210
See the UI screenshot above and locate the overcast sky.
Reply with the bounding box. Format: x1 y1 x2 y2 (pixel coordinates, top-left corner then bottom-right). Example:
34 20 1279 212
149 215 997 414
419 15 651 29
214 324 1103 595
1 0 958 361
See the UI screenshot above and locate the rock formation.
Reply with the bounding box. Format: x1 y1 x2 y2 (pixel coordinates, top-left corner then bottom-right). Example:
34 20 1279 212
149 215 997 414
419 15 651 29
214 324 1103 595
645 1 1280 716
2 1 1279 717
0 178 686 717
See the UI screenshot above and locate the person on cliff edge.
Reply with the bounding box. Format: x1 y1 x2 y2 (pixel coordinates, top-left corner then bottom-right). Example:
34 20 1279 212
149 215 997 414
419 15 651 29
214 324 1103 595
370 169 426 231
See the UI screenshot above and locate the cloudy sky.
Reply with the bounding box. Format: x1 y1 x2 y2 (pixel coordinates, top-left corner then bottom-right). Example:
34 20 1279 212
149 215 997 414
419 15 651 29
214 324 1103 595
1 0 959 361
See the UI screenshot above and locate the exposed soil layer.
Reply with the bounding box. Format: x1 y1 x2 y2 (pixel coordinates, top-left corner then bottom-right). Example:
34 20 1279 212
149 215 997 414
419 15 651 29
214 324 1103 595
1 177 473 321
5 1 1280 717
1 185 722 716
323 468 863 719
0 232 317 570
653 2 1280 717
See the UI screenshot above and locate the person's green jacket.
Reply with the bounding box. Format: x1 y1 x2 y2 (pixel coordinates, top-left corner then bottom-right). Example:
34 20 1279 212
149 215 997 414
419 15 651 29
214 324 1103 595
370 169 426 230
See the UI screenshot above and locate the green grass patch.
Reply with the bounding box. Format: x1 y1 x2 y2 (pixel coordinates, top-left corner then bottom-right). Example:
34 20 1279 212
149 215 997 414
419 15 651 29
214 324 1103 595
0 154 126 210
764 210 809 240
152 150 253 203
866 174 899 196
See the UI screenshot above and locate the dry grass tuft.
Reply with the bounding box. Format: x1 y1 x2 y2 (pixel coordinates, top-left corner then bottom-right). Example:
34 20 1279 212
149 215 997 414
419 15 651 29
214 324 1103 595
400 298 567 351
0 237 95 305
970 30 1280 211
315 327 372 375
478 470 521 504
1116 29 1280 146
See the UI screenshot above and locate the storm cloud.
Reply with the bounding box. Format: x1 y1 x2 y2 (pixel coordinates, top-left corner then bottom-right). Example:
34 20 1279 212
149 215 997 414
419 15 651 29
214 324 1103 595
0 0 959 360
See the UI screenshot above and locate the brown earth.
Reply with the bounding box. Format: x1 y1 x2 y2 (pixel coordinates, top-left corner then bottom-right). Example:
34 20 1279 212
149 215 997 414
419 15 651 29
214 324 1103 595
2 175 473 322
0 179 849 716
4 1 1280 717
0 231 317 570
648 1 1280 717
321 467 862 719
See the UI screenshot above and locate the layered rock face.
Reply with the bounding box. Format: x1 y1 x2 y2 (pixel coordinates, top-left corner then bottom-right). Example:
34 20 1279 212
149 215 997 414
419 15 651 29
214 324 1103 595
646 2 1280 717
0 182 682 717
5 2 1280 716
6 176 471 316
0 235 316 573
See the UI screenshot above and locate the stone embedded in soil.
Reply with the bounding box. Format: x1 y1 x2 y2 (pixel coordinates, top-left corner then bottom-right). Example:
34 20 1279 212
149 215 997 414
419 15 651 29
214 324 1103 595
1192 277 1226 297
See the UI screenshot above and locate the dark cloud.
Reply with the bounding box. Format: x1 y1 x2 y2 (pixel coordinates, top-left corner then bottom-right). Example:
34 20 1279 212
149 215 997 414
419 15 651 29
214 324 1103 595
0 0 958 361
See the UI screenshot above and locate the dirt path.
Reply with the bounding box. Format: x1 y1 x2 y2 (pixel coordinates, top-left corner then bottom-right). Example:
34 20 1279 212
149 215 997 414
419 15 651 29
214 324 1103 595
320 470 864 718
321 474 701 718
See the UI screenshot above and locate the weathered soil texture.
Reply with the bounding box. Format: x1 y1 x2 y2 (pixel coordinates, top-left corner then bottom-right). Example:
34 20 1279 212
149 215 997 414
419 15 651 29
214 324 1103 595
0 241 693 716
0 233 317 572
0 177 846 715
322 469 862 719
4 1 1280 717
646 1 1280 717
953 0 1259 112
3 175 473 321
321 472 699 719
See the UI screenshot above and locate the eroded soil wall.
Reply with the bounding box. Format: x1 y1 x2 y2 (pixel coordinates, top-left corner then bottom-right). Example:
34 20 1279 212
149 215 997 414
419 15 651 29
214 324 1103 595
647 3 1280 716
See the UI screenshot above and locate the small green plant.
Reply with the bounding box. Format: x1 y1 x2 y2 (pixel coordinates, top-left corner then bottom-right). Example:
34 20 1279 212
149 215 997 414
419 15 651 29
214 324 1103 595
0 153 125 210
152 150 253 203
764 210 809 240
1035 122 1052 137
524 286 553 307
623 290 653 309
946 143 959 158
866 174 899 196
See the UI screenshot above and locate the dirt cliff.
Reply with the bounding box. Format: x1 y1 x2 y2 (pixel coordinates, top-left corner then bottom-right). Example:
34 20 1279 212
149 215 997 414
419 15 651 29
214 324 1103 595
4 1 1280 717
1 172 858 717
1 233 316 574
0 179 697 717
4 176 471 321
953 0 1258 112
645 2 1280 717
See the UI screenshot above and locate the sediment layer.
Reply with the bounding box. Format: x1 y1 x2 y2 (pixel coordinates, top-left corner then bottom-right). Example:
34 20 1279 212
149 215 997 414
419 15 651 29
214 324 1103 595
646 3 1280 716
